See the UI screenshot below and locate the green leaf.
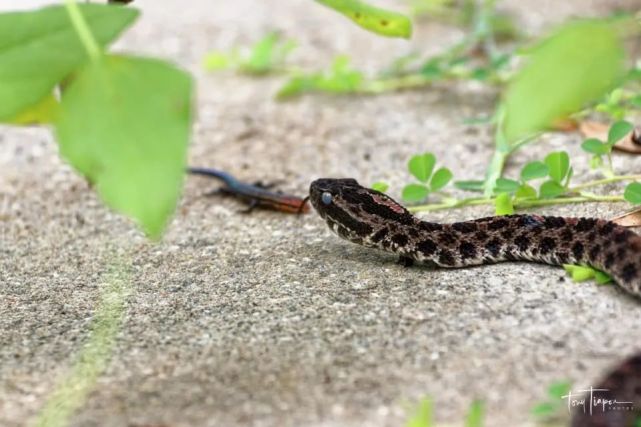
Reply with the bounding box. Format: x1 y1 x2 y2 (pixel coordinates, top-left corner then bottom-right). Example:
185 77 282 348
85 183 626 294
563 264 596 282
595 270 613 285
581 138 610 155
7 93 59 125
429 167 453 192
544 151 570 184
315 0 412 39
405 398 433 427
495 178 520 193
371 181 389 193
55 55 193 239
242 33 296 75
465 400 484 427
276 56 363 99
495 192 514 215
502 19 626 142
624 182 641 205
564 265 611 284
203 51 232 71
607 120 633 145
590 155 604 169
0 4 138 122
408 153 436 183
547 381 571 399
402 184 430 202
515 184 537 199
539 180 565 198
455 180 485 192
520 161 549 181
243 33 280 74
531 402 558 418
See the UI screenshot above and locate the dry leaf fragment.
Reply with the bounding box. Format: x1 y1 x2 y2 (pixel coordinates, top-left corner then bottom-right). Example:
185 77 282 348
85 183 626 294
611 206 641 227
579 120 609 140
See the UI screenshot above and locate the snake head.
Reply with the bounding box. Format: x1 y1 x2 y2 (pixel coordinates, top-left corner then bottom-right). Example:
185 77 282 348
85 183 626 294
309 178 414 246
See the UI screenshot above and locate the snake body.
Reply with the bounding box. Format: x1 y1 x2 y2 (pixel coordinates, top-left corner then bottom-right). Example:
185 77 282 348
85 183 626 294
309 178 641 298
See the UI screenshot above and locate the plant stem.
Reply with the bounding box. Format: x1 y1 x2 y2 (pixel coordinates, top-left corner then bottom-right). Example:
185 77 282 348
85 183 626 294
569 174 641 192
408 194 625 213
64 0 101 61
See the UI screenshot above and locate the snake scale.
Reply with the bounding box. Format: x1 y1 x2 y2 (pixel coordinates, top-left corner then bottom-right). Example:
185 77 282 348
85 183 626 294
308 178 641 299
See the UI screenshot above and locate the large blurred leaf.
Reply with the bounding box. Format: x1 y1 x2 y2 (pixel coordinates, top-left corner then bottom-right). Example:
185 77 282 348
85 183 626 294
55 55 193 238
503 19 626 142
0 4 138 121
315 0 412 38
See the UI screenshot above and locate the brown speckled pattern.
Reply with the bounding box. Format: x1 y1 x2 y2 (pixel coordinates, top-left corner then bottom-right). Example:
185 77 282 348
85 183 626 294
309 179 641 298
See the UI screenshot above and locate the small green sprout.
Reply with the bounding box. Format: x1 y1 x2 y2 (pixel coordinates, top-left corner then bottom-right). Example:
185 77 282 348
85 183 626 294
402 152 453 202
531 380 571 421
405 398 433 427
204 32 296 75
371 181 390 193
277 55 364 99
494 192 514 215
581 120 633 176
563 265 613 284
539 151 572 198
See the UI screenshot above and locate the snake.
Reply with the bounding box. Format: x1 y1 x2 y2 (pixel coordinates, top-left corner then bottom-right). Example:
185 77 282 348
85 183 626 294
308 178 641 299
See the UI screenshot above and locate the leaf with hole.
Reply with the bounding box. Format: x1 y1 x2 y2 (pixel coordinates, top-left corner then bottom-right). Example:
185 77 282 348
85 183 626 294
544 151 570 184
520 161 549 181
0 3 138 121
429 167 453 192
502 19 626 142
55 55 193 239
408 153 436 183
315 0 412 39
624 182 641 205
402 184 430 202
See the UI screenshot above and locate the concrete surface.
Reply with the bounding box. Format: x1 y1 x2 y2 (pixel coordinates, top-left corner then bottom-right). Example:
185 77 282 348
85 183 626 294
1 0 641 426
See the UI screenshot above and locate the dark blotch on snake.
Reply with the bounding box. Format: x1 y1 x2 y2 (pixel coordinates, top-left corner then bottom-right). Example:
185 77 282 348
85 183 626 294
452 222 478 233
438 250 455 266
514 234 530 252
571 241 584 260
576 218 597 232
392 233 409 247
417 239 437 256
371 228 388 243
459 241 477 258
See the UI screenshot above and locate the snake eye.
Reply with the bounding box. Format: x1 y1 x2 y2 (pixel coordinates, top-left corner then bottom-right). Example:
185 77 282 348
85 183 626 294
321 192 333 205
